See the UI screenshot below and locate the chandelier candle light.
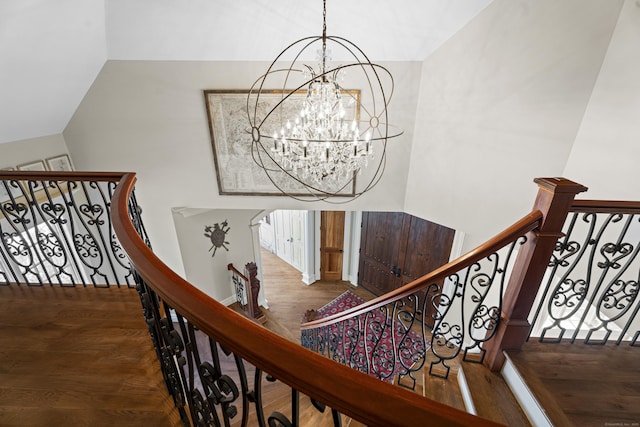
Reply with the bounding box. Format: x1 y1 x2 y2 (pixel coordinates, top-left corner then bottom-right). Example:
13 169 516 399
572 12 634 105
247 0 402 201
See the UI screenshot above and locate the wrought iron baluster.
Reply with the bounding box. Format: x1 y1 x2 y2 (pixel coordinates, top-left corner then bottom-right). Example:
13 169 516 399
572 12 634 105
429 270 465 379
393 295 427 390
66 181 109 285
253 368 267 427
87 181 122 285
584 213 639 344
30 180 78 286
541 212 596 342
528 212 582 340
464 237 525 362
231 353 251 427
105 181 134 286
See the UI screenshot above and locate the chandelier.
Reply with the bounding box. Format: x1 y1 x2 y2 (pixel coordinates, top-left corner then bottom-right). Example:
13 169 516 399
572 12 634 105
247 0 402 201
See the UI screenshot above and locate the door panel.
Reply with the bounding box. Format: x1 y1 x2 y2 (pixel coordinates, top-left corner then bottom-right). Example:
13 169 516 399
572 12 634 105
358 211 455 317
362 212 407 268
320 211 345 281
361 257 397 294
401 218 455 280
358 212 408 294
274 210 305 271
290 210 304 271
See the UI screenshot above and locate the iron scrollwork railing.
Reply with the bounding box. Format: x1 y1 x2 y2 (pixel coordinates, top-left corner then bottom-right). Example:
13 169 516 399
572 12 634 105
110 173 491 426
135 273 345 427
2 171 494 426
302 214 540 384
0 173 138 287
529 201 640 345
228 262 265 322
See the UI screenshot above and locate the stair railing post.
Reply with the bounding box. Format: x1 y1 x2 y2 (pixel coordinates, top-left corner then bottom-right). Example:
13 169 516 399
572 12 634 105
483 177 587 371
245 262 265 322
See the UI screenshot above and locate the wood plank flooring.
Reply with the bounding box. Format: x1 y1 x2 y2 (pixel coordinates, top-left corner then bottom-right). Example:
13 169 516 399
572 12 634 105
4 249 635 426
0 285 182 427
507 340 640 427
258 248 375 344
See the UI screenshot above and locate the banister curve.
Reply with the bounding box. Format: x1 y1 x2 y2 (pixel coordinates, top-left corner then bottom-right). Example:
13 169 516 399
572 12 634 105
301 210 543 330
110 173 503 426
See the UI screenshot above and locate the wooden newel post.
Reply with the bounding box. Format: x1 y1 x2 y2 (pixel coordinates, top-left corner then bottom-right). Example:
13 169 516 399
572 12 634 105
483 177 587 371
245 262 266 323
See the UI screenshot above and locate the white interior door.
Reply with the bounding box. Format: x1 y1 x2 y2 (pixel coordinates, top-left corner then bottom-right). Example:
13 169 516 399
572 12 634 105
274 210 304 271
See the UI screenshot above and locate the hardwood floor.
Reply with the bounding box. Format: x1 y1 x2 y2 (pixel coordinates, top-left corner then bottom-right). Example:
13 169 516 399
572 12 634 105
507 340 640 427
0 285 182 427
257 248 375 344
256 251 639 426
3 250 635 426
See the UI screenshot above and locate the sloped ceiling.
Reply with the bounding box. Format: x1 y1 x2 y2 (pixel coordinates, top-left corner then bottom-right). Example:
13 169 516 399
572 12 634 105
0 0 492 144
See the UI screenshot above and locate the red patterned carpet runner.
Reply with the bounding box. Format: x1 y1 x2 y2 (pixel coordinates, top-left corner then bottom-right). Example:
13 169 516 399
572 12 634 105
313 291 426 383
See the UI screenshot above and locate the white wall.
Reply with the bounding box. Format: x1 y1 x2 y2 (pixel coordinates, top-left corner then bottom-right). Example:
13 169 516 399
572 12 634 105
63 60 421 277
562 0 640 336
404 0 624 253
563 0 640 200
172 208 262 303
0 134 70 170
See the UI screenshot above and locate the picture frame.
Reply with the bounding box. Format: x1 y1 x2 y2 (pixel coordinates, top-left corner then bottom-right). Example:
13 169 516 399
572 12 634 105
1 168 26 206
46 154 74 172
17 160 46 171
203 89 359 196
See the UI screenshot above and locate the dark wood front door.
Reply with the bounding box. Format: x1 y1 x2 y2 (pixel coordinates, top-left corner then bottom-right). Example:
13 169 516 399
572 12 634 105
358 212 408 294
358 211 455 325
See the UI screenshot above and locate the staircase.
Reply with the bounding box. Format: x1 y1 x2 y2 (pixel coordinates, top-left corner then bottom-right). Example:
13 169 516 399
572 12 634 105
418 358 528 425
301 291 532 426
3 172 638 426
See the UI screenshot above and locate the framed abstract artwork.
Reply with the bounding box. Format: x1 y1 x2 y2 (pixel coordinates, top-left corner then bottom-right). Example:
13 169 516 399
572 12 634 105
17 160 46 171
203 89 359 196
46 154 74 171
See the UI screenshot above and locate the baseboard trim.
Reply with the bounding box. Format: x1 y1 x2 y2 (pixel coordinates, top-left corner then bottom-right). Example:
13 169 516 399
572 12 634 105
501 352 553 427
457 365 477 415
220 295 237 306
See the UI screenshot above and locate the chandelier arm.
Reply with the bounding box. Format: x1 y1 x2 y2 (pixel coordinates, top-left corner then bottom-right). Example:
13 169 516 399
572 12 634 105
306 60 395 137
246 36 321 124
253 134 354 198
248 71 311 131
329 36 396 118
247 68 305 130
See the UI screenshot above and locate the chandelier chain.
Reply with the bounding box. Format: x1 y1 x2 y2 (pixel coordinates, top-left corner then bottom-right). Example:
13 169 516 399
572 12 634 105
322 0 327 77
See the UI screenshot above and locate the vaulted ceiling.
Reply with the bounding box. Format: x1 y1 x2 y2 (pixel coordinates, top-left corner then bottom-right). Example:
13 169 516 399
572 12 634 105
0 0 492 144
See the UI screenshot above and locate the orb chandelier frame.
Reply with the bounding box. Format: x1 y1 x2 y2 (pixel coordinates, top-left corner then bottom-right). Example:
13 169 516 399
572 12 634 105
247 0 402 202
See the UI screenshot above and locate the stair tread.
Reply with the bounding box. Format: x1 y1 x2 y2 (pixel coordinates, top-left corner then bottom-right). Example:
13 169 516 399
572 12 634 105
507 348 584 427
422 367 467 412
461 361 532 427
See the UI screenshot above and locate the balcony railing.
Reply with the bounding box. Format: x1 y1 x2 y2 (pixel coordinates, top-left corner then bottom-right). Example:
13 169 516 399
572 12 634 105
8 170 636 426
0 171 144 288
528 200 640 345
108 172 496 426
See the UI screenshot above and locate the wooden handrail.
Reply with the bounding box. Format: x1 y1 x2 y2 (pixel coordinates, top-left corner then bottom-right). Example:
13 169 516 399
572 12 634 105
110 173 502 426
571 199 640 213
302 210 543 330
0 170 126 182
227 263 249 281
